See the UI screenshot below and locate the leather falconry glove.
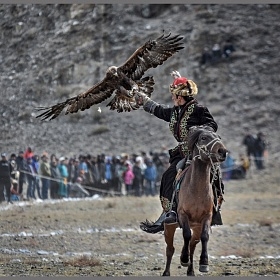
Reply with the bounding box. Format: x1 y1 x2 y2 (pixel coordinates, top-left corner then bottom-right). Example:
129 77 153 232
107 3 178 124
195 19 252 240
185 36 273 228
134 92 150 106
135 91 159 114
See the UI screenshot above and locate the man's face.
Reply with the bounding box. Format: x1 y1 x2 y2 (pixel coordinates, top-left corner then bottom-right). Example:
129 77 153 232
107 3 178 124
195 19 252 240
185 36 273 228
172 93 180 106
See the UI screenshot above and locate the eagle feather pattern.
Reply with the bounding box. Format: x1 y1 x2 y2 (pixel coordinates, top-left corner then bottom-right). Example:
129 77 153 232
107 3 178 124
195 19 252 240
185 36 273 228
36 32 184 121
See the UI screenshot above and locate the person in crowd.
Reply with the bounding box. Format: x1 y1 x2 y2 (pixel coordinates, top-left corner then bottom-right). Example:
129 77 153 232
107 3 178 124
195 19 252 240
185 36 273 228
15 150 28 198
212 43 222 63
135 154 146 193
200 46 212 65
26 157 36 200
135 70 224 233
89 156 101 188
32 155 42 200
122 162 135 196
24 147 34 160
50 153 57 163
242 131 256 163
50 156 61 199
84 154 94 185
97 154 106 184
10 153 17 162
10 158 20 201
121 153 132 166
68 177 90 198
71 158 80 184
104 156 113 188
0 153 13 203
143 158 157 196
231 153 250 179
58 157 69 198
254 132 267 170
239 154 250 175
221 151 235 181
222 39 236 58
39 154 51 200
151 152 165 194
67 158 75 184
132 158 143 197
111 156 123 195
78 155 88 181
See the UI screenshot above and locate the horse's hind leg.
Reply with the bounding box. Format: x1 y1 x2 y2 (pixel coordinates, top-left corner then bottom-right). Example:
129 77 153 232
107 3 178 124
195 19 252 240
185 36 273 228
162 222 177 276
199 219 211 273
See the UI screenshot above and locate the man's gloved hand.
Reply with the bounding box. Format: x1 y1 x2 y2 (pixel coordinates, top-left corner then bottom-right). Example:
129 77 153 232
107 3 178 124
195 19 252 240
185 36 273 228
134 92 150 106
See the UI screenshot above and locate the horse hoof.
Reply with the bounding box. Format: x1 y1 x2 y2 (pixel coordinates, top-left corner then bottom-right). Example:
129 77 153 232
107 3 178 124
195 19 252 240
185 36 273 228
199 264 209 272
162 271 170 276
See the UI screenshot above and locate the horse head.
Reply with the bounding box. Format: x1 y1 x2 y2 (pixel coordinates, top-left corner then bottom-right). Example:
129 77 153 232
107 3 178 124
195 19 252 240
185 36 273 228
187 125 227 163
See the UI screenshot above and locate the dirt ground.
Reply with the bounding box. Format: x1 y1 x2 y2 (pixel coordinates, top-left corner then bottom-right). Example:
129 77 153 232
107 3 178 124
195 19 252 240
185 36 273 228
0 162 280 277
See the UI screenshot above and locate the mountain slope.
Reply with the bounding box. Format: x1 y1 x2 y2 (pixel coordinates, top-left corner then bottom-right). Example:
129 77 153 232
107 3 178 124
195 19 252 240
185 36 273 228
0 4 279 160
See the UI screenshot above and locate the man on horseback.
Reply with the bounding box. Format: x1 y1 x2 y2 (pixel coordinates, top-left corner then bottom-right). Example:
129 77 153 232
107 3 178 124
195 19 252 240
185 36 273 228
135 70 224 234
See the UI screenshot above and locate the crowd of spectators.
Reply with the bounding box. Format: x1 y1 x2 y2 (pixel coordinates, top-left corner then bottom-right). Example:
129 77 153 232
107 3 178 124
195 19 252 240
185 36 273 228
0 131 268 204
220 130 267 181
200 39 236 66
0 146 170 204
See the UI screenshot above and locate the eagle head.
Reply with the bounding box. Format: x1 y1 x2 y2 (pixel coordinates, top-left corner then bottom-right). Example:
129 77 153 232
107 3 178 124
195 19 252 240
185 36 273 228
107 66 118 77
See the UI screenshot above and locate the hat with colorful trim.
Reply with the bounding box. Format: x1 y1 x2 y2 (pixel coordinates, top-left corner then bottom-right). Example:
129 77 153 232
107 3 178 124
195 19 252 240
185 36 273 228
169 70 198 97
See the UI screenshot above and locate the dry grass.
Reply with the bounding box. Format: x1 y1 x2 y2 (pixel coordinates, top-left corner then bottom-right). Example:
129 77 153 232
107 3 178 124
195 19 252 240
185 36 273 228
104 201 117 209
64 255 101 267
258 218 273 227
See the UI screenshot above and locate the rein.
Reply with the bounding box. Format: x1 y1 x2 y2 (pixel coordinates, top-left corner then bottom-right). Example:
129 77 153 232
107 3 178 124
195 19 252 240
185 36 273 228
194 136 224 210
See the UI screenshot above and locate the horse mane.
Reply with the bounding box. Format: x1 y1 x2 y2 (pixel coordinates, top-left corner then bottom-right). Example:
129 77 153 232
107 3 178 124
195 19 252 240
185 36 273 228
187 125 215 153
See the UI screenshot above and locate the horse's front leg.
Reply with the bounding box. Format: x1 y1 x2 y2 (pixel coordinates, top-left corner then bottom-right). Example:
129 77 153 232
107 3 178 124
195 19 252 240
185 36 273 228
199 216 211 273
187 229 201 276
162 222 178 276
180 219 192 268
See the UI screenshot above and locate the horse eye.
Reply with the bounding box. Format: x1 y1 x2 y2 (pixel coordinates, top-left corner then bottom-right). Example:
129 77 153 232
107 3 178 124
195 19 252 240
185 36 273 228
201 136 206 140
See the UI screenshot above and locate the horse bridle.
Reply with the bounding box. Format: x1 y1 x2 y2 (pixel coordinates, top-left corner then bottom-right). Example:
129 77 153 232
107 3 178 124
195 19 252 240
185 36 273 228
193 135 224 193
193 136 224 162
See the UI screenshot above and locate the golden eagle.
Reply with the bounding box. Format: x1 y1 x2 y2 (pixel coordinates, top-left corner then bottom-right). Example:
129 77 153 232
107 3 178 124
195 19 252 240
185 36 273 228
36 33 184 121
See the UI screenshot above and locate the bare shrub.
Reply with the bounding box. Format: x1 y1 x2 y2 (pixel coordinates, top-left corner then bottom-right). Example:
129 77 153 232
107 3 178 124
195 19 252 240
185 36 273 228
105 201 116 209
64 255 101 267
89 125 109 135
258 218 273 227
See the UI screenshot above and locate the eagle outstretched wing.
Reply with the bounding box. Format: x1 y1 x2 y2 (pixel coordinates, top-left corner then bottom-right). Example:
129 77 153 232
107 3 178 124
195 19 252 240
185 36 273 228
119 33 184 80
36 32 184 121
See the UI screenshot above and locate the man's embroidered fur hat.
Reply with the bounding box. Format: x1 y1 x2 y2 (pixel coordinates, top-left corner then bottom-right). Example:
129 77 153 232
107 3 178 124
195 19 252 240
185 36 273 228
169 70 198 97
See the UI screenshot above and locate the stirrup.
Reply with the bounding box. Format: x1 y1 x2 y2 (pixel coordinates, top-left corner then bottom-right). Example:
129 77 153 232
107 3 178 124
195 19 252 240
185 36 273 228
164 210 178 224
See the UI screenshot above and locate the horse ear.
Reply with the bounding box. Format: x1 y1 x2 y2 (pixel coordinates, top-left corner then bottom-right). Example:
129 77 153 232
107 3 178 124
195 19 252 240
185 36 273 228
204 125 215 132
187 127 201 152
188 126 199 136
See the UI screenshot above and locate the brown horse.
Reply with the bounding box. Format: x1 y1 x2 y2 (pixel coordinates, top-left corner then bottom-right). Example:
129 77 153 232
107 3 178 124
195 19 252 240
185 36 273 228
162 125 227 276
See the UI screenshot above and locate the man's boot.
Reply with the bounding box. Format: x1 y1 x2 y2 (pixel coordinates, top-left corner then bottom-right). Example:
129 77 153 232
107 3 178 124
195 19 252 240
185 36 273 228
140 211 166 233
140 209 178 234
211 194 224 226
211 206 223 226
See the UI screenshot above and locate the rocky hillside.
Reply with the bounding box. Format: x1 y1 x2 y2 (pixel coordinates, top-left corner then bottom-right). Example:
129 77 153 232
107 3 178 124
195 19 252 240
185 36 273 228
0 4 279 160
